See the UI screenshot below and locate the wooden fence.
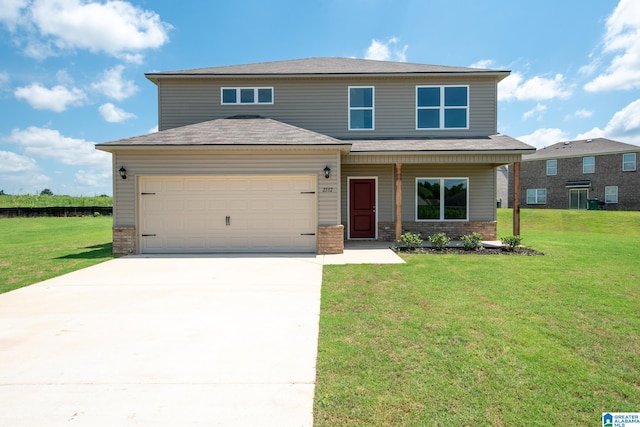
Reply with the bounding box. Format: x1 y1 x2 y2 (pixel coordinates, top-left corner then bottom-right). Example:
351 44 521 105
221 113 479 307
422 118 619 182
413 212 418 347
0 207 113 218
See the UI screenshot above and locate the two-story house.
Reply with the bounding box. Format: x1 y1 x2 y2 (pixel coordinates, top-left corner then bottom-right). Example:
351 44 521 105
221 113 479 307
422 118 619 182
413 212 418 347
96 57 534 255
512 138 640 210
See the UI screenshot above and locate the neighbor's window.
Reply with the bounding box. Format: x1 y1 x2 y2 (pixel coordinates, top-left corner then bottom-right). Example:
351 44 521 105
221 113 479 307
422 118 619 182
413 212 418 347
416 85 469 129
583 156 595 174
221 87 273 105
546 159 557 176
349 86 374 130
416 178 468 221
605 186 618 203
526 188 547 204
623 153 636 171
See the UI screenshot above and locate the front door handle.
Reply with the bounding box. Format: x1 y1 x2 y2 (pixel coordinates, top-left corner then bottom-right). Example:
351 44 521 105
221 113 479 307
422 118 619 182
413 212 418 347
372 206 376 213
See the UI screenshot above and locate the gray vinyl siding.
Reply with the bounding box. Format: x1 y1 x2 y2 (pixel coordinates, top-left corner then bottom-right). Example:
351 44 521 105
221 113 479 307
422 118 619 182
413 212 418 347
403 164 496 222
157 77 498 137
339 163 495 224
341 164 395 223
113 150 339 227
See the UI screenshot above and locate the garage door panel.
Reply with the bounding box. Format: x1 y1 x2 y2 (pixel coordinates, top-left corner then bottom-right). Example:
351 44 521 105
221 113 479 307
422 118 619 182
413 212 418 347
140 176 317 254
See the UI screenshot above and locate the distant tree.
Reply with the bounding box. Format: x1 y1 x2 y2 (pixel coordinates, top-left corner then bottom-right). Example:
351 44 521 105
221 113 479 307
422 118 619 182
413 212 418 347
40 188 54 196
0 190 5 195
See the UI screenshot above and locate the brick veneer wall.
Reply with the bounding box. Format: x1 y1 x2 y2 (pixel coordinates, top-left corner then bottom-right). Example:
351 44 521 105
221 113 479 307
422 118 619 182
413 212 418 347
373 221 497 241
317 225 344 254
400 221 497 240
113 226 136 255
517 153 640 210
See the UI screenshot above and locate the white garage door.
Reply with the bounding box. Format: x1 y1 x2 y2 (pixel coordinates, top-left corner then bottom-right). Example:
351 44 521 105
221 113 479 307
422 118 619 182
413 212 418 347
139 176 317 253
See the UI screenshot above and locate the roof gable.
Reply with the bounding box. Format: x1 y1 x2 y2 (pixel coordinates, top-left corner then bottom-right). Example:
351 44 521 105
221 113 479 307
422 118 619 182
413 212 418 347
96 117 350 150
146 57 510 82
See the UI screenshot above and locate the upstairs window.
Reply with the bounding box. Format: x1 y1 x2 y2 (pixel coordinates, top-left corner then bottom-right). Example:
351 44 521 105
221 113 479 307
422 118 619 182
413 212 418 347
583 156 595 174
416 85 468 129
546 159 557 176
221 87 273 105
349 86 374 130
623 153 636 171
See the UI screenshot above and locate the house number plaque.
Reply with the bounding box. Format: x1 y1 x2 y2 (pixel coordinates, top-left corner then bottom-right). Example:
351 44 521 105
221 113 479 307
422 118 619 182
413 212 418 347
322 187 334 193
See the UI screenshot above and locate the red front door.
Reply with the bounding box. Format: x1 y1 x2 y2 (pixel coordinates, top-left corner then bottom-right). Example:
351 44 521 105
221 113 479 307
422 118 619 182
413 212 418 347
349 178 376 238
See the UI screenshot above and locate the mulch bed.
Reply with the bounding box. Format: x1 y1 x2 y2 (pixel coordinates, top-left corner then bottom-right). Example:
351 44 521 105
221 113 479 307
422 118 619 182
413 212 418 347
393 246 544 256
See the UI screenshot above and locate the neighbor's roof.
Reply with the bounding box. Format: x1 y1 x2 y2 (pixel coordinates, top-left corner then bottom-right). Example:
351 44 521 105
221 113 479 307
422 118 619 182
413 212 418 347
146 57 510 82
348 134 535 154
96 117 351 151
523 138 640 161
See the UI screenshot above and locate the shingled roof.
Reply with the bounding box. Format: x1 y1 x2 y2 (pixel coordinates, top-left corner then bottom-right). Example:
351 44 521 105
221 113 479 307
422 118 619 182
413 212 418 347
96 117 351 151
146 57 510 82
349 134 534 154
523 138 640 160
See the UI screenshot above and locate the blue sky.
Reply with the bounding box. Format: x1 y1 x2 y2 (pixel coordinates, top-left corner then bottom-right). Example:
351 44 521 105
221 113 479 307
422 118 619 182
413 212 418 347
1 0 639 196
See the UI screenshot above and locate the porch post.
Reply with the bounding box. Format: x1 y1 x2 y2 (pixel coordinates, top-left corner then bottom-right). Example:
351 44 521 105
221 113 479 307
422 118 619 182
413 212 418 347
395 163 402 241
513 161 521 236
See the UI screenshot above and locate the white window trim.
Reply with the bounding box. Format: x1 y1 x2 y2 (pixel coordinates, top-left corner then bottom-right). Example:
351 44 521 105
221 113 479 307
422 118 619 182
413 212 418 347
348 86 375 130
221 87 274 105
526 188 547 205
546 159 557 176
416 85 470 130
605 186 618 203
415 177 469 222
583 156 595 174
623 153 636 172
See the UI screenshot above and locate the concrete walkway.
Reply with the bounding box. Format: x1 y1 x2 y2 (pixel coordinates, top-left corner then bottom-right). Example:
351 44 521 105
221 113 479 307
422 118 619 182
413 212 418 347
0 248 403 426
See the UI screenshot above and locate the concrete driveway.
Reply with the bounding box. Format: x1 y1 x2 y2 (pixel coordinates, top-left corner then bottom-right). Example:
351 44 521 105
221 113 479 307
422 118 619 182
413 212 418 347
0 255 325 427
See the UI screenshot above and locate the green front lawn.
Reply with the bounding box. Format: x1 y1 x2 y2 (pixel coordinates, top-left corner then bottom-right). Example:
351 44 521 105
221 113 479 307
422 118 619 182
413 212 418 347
0 216 116 294
315 209 640 426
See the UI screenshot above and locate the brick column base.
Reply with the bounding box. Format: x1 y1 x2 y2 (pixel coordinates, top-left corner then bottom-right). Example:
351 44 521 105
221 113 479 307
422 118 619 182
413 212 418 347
113 226 136 255
317 225 344 254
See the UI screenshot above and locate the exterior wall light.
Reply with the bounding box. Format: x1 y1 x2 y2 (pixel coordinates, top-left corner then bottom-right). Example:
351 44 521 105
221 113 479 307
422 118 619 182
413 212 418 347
324 165 331 179
119 166 127 180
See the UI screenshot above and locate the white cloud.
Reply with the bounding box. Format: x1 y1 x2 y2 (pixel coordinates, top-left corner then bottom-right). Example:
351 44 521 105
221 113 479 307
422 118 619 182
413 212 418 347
575 127 606 141
6 126 110 168
74 168 111 188
0 71 9 88
365 37 408 62
92 65 138 100
469 59 494 69
3 0 172 61
99 102 136 123
14 83 85 112
574 109 594 119
148 125 158 134
523 103 547 121
499 72 572 101
517 128 569 149
0 150 50 191
0 150 38 173
0 0 28 31
584 0 640 91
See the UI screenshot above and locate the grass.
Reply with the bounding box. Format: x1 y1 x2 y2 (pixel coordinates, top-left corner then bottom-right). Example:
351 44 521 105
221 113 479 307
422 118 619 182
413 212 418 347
0 216 116 294
0 194 112 208
315 209 640 426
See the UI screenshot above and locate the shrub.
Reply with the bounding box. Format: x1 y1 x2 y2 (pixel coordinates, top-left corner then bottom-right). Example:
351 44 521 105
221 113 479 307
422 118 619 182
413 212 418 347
501 235 522 252
399 232 423 251
461 232 483 251
428 232 451 250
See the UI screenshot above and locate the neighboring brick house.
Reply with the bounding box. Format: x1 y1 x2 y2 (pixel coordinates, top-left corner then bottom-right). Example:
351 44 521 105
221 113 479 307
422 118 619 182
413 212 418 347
509 138 640 210
96 57 534 255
